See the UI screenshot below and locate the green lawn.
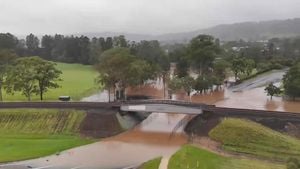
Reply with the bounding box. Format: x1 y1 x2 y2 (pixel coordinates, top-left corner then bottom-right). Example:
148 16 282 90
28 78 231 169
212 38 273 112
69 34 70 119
140 157 162 169
168 145 284 169
3 62 99 101
0 109 93 162
209 118 300 160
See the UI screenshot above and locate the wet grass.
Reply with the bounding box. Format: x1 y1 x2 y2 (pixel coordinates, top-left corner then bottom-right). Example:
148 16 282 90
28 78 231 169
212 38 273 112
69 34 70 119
0 109 93 162
140 157 162 169
209 118 300 161
3 62 99 101
168 145 284 169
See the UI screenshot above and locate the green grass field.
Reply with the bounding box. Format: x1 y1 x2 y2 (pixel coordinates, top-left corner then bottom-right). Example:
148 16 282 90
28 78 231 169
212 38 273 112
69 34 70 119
3 62 99 101
140 157 162 169
168 145 284 169
0 109 92 162
209 118 300 160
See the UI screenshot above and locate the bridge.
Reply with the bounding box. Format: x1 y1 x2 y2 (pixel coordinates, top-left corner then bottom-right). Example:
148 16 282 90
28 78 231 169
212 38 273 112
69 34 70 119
0 100 299 118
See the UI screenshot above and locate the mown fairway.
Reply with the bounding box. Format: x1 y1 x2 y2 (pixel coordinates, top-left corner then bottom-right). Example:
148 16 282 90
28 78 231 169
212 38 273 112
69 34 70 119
209 118 300 160
3 62 99 101
0 109 92 162
168 145 284 169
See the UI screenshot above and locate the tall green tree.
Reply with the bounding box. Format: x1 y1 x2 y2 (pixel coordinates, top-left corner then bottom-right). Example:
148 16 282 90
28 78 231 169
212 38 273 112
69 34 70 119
187 35 220 75
0 49 17 101
181 76 195 96
6 58 38 101
34 57 62 100
283 63 300 100
0 33 18 49
231 56 246 81
41 35 54 59
26 33 40 55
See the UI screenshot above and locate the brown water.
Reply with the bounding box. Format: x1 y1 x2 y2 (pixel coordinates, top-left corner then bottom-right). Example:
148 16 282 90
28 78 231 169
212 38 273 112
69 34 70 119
9 77 300 168
174 87 300 113
23 113 187 169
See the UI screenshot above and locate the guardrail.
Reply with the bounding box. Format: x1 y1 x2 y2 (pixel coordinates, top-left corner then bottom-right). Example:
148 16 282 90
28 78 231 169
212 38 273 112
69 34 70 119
0 102 119 109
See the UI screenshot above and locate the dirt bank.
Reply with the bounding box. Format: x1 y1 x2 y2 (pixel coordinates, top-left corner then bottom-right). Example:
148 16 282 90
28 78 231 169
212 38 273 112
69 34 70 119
80 108 148 138
185 111 300 138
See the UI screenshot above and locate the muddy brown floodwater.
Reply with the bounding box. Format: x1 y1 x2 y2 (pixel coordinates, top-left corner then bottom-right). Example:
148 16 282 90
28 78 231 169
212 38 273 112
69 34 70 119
5 76 300 169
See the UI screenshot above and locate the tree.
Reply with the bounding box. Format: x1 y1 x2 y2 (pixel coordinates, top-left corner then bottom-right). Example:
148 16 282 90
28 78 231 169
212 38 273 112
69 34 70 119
96 74 115 102
0 49 17 101
96 48 154 100
264 83 281 100
181 76 195 96
168 77 182 94
26 34 40 55
187 35 220 75
5 57 62 101
283 63 300 99
104 37 113 50
41 35 54 59
113 35 128 48
231 56 246 81
6 58 38 101
34 57 62 100
0 33 18 49
245 59 255 76
194 75 213 93
213 59 230 84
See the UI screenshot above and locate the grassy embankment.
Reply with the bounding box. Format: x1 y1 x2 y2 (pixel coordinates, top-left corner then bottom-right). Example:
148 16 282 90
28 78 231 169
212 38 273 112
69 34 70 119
3 62 99 101
144 118 300 169
139 157 162 169
209 118 300 161
0 109 92 162
168 145 284 169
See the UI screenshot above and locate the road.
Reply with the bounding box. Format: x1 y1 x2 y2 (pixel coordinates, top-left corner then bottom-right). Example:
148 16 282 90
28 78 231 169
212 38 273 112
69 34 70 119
230 69 287 92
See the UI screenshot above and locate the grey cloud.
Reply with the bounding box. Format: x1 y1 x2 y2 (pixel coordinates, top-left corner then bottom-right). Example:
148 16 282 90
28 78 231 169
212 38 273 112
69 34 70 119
0 0 300 35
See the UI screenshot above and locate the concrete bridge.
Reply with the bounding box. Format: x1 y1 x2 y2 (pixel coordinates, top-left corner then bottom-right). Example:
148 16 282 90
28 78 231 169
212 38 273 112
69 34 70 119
0 100 299 118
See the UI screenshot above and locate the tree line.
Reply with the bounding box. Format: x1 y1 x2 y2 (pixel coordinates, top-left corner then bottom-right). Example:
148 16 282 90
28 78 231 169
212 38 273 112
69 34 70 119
0 31 299 101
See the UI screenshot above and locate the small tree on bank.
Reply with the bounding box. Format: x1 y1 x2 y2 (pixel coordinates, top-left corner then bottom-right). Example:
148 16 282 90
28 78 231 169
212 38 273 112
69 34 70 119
264 83 281 100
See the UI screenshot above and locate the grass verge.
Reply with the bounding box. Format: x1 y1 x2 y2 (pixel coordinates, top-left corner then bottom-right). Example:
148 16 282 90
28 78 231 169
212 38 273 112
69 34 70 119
0 109 93 162
140 157 162 169
209 118 300 160
168 145 284 169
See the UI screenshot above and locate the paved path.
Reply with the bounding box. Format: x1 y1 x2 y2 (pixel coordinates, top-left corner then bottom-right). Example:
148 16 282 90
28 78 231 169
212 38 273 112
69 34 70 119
159 156 170 169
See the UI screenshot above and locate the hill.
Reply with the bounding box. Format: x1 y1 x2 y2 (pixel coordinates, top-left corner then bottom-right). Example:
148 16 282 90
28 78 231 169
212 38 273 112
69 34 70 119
77 18 300 43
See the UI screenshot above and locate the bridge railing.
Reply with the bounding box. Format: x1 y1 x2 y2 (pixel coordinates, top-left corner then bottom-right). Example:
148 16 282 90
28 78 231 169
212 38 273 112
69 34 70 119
123 99 215 109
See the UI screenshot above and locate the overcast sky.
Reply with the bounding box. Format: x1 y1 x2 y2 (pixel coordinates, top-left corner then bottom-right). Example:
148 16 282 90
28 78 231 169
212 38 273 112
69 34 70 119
1 0 300 35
